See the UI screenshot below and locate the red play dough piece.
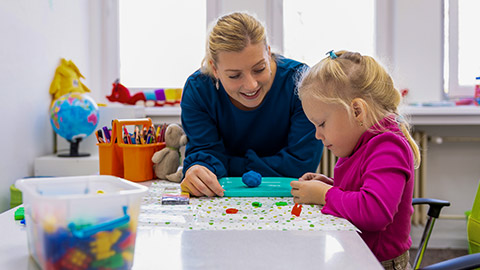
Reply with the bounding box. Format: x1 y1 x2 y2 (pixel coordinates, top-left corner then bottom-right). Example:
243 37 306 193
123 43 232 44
226 208 239 214
291 203 302 217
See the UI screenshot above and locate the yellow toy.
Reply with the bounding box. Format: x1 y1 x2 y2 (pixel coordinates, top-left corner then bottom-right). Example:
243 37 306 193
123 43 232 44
49 58 91 104
90 229 122 260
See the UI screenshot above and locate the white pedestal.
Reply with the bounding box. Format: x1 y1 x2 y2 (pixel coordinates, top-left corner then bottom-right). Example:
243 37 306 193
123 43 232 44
34 154 99 177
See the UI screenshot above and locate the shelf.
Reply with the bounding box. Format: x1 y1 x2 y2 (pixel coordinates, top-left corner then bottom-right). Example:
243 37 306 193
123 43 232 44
144 106 181 116
142 105 480 126
143 106 181 124
401 105 480 125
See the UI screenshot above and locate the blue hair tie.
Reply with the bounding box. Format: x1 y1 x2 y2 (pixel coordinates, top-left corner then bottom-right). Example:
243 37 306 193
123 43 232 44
327 50 337 59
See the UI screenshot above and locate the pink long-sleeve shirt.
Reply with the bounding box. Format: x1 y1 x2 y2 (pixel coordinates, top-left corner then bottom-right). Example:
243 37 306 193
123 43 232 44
321 117 415 262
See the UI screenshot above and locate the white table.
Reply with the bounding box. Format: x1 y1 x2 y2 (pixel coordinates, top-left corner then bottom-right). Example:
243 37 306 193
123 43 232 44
0 180 383 270
133 229 381 270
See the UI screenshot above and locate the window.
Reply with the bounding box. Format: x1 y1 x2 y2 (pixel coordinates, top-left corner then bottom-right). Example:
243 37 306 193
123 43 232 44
119 0 206 89
445 0 480 98
117 0 376 90
283 0 375 67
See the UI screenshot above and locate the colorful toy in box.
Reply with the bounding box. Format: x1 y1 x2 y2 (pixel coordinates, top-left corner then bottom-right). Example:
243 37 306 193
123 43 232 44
42 221 135 270
106 79 182 107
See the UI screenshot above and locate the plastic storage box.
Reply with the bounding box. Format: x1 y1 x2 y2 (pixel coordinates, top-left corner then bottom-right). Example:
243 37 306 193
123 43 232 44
16 175 148 270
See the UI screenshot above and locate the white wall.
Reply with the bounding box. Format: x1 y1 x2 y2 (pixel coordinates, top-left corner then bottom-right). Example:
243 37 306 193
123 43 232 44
0 0 93 212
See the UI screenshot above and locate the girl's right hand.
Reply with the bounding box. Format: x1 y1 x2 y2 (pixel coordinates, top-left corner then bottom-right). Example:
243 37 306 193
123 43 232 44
290 179 332 205
180 165 225 197
299 172 334 185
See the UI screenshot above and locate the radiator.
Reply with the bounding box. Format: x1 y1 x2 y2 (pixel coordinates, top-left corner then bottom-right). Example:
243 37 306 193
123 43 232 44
317 131 429 225
413 131 428 225
317 148 337 176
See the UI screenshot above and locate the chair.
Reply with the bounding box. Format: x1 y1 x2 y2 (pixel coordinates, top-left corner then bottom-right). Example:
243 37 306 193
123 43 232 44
418 252 480 270
413 180 480 270
467 180 480 254
412 198 451 269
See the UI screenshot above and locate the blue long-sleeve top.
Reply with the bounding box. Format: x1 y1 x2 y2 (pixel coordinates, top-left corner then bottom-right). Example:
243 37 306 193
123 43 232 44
181 56 323 179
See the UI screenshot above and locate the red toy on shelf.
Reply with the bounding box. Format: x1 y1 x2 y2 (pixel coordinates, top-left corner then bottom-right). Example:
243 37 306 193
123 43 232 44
106 80 182 107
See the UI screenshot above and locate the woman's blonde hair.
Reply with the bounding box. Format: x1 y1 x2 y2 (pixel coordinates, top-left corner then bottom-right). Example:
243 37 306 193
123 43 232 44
297 50 420 168
201 12 268 77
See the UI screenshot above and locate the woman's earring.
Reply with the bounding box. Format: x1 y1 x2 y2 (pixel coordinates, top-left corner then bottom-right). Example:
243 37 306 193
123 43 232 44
215 79 220 90
359 121 364 126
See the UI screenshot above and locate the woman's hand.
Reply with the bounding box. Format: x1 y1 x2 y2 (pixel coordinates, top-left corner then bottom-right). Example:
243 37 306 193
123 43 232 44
298 172 334 185
181 165 224 197
290 178 332 205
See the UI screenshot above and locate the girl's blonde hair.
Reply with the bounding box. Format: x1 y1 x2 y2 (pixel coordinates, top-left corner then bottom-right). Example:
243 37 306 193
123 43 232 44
297 50 420 168
201 12 268 77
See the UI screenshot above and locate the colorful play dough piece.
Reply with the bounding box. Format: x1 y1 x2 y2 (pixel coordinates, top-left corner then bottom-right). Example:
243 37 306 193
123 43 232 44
226 208 239 214
242 170 262 187
252 202 262 207
291 203 302 217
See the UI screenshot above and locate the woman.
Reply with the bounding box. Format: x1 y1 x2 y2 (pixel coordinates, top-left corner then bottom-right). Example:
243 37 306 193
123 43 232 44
180 12 323 197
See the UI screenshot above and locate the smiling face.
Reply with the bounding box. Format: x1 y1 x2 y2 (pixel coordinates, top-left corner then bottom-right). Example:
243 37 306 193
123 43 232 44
301 95 367 158
212 42 276 110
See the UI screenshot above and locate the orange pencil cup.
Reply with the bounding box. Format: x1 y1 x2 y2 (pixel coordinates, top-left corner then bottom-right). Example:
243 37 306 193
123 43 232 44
97 120 124 178
97 118 165 182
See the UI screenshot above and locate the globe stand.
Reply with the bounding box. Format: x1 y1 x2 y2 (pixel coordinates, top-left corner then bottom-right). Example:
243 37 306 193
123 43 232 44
58 137 90 157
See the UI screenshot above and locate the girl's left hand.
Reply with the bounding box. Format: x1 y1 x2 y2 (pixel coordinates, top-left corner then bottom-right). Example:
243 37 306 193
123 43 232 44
290 180 332 205
299 172 334 185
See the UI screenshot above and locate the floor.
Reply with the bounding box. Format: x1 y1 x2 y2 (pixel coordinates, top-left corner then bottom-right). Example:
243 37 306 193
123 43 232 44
409 248 469 268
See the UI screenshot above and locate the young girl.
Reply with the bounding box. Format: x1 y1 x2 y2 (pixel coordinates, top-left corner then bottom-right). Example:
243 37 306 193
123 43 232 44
291 50 420 270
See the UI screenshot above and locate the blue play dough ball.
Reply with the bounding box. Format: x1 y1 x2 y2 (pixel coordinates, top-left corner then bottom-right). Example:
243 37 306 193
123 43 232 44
242 171 262 187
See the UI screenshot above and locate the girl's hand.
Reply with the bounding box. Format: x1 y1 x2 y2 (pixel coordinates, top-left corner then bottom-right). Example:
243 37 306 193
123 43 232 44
290 180 332 205
299 172 334 185
181 165 225 197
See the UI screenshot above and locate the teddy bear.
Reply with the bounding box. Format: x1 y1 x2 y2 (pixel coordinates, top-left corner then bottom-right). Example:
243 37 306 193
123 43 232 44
151 123 188 182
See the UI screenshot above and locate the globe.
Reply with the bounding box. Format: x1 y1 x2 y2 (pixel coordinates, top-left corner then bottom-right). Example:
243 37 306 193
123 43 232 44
50 92 99 157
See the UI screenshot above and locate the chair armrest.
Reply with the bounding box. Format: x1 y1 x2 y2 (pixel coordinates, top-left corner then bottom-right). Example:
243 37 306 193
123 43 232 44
412 198 451 219
418 252 480 270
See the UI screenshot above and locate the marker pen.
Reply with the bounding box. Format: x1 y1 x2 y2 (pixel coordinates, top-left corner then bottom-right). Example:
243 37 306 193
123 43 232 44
102 126 111 143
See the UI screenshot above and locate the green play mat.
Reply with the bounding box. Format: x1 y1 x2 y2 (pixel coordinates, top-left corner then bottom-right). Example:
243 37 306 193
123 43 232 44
219 177 296 197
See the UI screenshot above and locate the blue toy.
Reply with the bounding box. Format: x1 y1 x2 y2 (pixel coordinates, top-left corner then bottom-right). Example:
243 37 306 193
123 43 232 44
242 171 262 187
